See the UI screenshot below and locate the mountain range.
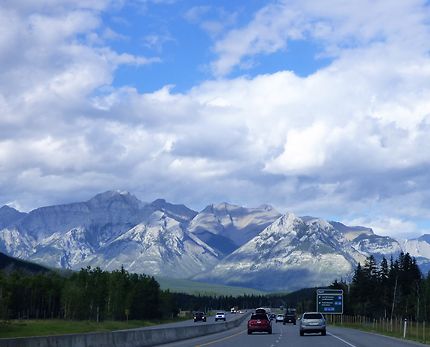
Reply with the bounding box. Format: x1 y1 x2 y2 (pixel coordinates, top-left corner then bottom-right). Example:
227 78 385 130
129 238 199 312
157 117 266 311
1 190 429 291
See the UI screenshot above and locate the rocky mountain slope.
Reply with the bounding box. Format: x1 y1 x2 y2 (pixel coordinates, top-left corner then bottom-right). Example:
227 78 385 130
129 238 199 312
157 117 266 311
88 211 219 278
0 191 423 290
188 202 281 255
194 213 370 291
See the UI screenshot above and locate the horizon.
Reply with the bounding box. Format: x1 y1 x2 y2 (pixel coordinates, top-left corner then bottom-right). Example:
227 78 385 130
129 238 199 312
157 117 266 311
1 1 430 239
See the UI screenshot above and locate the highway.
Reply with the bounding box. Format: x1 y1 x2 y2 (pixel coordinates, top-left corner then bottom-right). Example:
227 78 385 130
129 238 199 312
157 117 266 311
114 311 246 333
158 316 428 347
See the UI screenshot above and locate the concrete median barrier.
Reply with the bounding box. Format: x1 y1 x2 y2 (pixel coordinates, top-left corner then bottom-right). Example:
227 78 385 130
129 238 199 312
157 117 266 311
0 313 250 347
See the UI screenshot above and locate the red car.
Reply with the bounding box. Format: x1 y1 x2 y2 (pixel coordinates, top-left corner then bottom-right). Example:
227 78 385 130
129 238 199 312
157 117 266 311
247 313 272 334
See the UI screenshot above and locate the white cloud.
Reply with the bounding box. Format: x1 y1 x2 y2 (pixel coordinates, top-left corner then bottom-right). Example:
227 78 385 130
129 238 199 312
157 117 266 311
346 216 421 239
211 0 430 76
265 122 329 174
1 0 430 240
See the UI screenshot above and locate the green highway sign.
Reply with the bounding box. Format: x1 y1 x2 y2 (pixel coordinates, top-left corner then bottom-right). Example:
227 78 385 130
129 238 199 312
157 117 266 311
316 288 343 314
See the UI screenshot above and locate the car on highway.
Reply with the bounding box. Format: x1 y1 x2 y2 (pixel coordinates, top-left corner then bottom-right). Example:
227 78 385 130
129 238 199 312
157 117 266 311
215 312 226 321
299 312 326 336
247 313 272 334
193 311 207 322
275 314 284 323
255 307 267 314
283 311 296 325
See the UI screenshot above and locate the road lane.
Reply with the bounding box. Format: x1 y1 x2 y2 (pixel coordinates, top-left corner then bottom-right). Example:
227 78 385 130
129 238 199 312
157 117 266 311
158 320 430 347
115 312 245 332
160 320 346 347
329 326 428 347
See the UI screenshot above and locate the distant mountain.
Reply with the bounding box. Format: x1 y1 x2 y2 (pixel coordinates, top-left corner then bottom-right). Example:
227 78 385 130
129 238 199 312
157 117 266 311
401 235 430 259
329 221 374 241
0 191 217 278
88 211 219 278
20 191 152 244
0 205 27 229
188 202 281 256
29 226 95 269
327 220 402 262
0 191 427 291
351 233 401 261
0 227 35 258
399 235 430 273
150 199 198 224
194 213 393 292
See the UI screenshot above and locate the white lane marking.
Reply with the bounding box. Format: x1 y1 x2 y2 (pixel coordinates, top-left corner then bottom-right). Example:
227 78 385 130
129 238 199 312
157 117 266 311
328 332 358 347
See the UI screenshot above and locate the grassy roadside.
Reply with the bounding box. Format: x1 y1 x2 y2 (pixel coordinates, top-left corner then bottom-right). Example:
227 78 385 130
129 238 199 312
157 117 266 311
0 317 187 339
331 320 430 345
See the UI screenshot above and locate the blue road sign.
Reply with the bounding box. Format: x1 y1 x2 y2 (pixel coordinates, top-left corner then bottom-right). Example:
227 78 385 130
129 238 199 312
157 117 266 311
316 288 343 314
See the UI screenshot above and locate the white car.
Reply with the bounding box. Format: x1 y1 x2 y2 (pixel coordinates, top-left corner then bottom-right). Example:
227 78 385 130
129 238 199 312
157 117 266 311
215 312 226 321
275 314 284 323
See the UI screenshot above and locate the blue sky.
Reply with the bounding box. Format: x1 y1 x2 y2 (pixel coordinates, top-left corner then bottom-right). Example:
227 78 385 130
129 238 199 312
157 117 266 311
1 0 430 238
104 0 331 92
108 1 259 92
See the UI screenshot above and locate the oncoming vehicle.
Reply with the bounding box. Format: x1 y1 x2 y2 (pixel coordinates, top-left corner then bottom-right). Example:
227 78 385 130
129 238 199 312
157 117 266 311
299 312 326 336
248 313 272 335
275 314 284 323
215 312 226 321
193 312 207 322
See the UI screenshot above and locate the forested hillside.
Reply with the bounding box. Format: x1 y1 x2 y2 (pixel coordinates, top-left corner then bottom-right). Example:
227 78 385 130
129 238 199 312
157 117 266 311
0 266 177 321
0 252 49 274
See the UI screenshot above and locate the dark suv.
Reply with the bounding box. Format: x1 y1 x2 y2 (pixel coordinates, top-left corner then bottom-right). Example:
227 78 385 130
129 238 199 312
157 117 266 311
193 312 207 322
283 308 296 325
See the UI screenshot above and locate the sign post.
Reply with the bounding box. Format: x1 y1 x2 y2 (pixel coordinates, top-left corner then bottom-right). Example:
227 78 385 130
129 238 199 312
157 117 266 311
316 288 343 314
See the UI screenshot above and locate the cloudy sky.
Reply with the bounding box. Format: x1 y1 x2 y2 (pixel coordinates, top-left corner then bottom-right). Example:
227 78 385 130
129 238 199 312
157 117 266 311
1 0 430 238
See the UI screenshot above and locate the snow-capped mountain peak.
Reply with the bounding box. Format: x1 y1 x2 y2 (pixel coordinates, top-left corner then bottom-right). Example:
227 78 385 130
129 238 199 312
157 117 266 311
194 213 365 291
188 202 281 256
91 212 219 278
1 192 427 291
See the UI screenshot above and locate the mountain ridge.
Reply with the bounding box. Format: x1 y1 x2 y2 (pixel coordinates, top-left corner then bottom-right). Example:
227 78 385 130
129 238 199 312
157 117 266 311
0 191 425 291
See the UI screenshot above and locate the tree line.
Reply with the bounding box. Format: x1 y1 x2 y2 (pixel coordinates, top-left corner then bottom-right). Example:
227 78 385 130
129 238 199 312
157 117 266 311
0 266 319 321
344 252 427 320
165 252 430 322
0 266 178 321
3 252 429 322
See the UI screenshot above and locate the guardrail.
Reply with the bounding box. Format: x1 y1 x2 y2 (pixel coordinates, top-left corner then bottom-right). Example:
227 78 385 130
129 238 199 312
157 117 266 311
0 313 250 347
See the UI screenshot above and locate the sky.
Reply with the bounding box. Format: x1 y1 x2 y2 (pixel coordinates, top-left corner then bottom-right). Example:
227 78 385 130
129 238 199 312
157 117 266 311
1 0 430 239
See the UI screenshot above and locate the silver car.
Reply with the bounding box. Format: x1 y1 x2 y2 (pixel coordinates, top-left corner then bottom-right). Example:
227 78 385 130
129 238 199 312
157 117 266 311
299 312 326 336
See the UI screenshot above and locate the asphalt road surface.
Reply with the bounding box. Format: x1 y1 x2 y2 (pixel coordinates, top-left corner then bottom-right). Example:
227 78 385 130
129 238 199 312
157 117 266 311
159 318 428 347
115 312 246 332
154 312 245 329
